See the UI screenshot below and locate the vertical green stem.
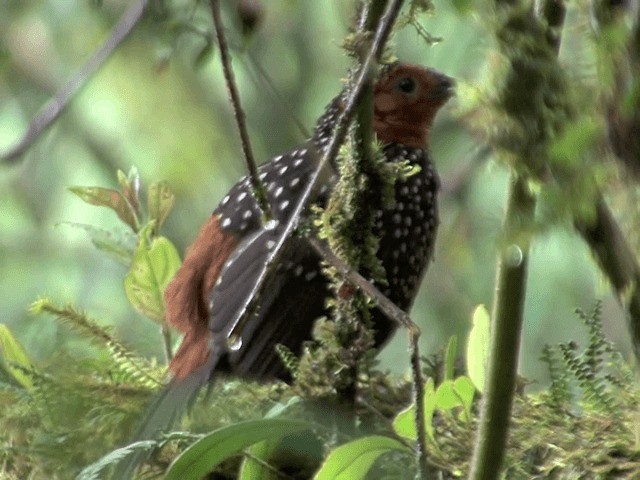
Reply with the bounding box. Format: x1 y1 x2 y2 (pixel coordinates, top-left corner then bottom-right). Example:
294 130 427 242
468 176 536 480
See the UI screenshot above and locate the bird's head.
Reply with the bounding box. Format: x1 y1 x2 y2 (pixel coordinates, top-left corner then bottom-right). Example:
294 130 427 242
373 63 454 148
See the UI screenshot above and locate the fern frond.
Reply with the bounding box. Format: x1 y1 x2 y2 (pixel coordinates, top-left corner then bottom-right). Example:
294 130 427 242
30 298 163 388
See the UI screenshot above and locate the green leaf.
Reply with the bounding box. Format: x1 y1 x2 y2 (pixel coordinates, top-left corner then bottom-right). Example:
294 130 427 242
69 185 138 231
59 222 136 266
444 335 458 381
0 324 34 389
467 304 490 392
124 225 181 323
239 438 280 480
393 377 436 441
434 380 459 410
165 419 313 480
117 167 141 217
453 376 475 417
147 180 175 233
314 435 409 480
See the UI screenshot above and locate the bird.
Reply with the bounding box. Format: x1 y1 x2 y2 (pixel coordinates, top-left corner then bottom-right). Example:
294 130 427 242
124 62 453 470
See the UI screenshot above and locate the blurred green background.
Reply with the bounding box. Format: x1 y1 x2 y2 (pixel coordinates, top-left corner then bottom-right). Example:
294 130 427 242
0 0 629 386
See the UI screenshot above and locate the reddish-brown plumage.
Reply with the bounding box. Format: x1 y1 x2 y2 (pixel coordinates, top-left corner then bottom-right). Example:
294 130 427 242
163 62 453 382
165 215 238 379
373 64 453 148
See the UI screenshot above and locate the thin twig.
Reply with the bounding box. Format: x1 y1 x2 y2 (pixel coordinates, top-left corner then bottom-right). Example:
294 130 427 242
308 238 432 479
309 239 416 332
209 0 272 221
0 0 148 163
224 0 405 342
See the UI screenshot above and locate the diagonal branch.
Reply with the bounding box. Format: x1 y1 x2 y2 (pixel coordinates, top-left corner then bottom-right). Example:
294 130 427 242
224 0 405 345
208 0 272 221
0 0 148 164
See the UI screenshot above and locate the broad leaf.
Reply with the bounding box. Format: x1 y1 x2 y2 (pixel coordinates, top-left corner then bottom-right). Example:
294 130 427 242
314 435 409 480
124 225 181 323
165 419 313 480
238 438 280 480
0 324 34 389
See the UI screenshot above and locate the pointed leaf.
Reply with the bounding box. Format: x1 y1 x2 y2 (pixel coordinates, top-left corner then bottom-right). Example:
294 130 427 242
124 226 181 323
0 324 34 389
467 304 491 392
314 436 409 480
165 419 313 480
117 167 141 217
69 186 138 231
147 180 175 233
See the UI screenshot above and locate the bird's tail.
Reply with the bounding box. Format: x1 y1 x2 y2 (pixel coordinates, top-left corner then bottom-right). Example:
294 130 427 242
110 351 220 479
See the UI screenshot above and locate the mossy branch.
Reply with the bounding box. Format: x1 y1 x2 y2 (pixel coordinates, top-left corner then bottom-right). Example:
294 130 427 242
469 0 567 478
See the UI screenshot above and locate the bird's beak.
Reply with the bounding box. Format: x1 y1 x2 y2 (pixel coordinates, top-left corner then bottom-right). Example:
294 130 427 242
432 72 456 101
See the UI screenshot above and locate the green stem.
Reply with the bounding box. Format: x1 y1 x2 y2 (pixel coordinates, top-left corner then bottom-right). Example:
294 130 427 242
468 175 535 480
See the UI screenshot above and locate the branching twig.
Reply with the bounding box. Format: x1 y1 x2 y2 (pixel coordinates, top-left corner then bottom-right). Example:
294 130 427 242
308 237 430 478
0 0 148 163
209 0 272 221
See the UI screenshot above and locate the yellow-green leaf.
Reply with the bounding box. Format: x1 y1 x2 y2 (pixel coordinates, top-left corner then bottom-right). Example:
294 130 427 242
0 324 34 389
147 180 175 233
124 227 181 323
392 377 436 441
467 304 490 392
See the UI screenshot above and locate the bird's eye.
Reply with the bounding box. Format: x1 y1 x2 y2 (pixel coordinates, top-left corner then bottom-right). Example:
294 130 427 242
396 76 417 94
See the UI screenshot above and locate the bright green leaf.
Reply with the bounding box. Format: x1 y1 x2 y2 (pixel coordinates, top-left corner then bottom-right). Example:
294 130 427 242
434 380 460 410
314 436 409 480
69 186 138 231
393 377 435 441
124 226 181 323
444 335 458 381
165 419 313 480
467 304 490 392
0 324 34 389
453 376 476 417
147 180 175 233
